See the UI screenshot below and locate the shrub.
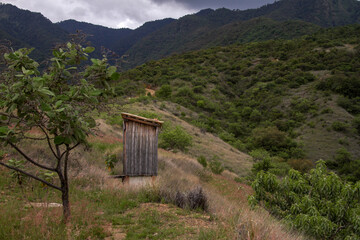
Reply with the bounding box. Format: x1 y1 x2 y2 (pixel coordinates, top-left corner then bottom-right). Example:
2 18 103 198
332 121 348 132
249 160 360 239
209 157 224 175
159 126 192 152
249 149 270 162
353 116 360 134
187 187 208 211
156 84 172 99
197 155 207 168
287 159 314 173
174 187 208 211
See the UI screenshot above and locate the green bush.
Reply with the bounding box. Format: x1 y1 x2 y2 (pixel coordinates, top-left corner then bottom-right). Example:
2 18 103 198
197 155 207 168
353 116 360 135
159 126 192 152
332 121 348 132
249 160 360 239
156 84 172 99
209 157 224 175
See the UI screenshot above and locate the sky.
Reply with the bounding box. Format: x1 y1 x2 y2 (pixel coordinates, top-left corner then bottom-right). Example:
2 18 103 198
1 0 276 29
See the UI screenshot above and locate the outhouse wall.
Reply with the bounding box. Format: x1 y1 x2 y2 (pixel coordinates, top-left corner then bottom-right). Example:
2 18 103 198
123 119 159 176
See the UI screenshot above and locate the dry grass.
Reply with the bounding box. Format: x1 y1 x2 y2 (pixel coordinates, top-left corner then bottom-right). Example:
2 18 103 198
0 107 307 239
121 101 253 176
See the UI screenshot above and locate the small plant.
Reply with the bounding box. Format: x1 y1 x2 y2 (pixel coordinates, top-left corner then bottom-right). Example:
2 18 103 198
197 155 207 168
7 159 26 185
332 121 348 132
38 170 56 187
209 157 224 175
105 154 119 173
174 187 208 211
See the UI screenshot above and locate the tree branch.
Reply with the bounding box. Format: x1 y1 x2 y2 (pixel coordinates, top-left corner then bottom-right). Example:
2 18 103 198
8 142 56 172
38 125 58 160
0 161 61 191
59 142 80 160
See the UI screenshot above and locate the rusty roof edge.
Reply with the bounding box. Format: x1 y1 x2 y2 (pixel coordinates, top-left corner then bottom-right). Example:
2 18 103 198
121 112 164 126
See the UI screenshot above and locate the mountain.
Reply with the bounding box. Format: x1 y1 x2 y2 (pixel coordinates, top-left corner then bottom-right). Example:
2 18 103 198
0 3 68 60
57 18 175 58
123 0 360 67
0 0 359 68
56 20 132 58
123 17 321 68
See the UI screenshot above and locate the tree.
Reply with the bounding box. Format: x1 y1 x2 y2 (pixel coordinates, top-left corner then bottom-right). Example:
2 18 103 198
0 41 119 222
249 160 360 239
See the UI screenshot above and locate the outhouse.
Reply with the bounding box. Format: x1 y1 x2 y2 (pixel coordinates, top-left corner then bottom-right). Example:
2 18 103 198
121 112 163 186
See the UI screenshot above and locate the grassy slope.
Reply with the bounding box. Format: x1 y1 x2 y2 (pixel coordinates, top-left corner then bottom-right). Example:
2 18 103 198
0 100 306 239
117 24 360 163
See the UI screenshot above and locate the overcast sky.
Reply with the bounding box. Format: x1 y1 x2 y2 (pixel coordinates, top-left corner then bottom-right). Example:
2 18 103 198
1 0 275 29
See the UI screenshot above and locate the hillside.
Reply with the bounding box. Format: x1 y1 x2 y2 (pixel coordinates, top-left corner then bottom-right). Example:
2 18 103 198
122 0 360 67
57 18 175 58
0 99 307 239
0 3 68 60
124 17 321 68
117 24 360 180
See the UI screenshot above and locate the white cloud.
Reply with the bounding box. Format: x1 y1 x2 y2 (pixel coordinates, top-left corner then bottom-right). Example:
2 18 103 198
0 0 274 29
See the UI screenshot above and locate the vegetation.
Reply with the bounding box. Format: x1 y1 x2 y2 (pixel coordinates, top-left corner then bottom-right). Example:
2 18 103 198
0 41 119 222
159 125 193 152
118 24 360 177
249 160 360 239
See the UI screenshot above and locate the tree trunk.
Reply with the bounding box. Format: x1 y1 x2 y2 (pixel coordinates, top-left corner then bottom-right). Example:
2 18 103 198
61 180 71 223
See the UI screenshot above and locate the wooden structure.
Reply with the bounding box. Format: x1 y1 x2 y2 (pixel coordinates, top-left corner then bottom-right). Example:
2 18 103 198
121 113 163 185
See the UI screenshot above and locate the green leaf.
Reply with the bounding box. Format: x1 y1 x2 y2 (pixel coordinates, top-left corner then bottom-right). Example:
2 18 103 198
0 126 9 135
84 47 95 53
64 137 72 145
38 88 55 97
55 100 63 108
54 136 64 145
40 102 52 112
55 108 65 112
110 72 120 81
11 94 19 101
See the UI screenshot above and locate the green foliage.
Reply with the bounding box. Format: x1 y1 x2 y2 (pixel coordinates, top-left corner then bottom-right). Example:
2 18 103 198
159 125 192 152
353 116 360 135
6 159 26 185
287 159 314 173
156 84 172 99
209 156 224 175
105 154 119 173
327 148 360 182
250 160 360 239
332 121 349 132
197 155 208 168
0 42 118 221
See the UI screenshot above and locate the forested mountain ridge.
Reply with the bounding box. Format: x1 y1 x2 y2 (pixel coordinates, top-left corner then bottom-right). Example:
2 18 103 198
57 18 175 58
0 3 68 60
120 0 360 67
1 0 360 68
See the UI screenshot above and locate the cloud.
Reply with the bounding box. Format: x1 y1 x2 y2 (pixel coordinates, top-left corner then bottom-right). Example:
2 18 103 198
1 0 275 29
152 0 275 10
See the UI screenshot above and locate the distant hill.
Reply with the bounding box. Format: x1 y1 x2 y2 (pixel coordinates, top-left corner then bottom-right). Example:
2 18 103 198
123 0 360 67
0 3 68 60
124 17 321 68
57 18 175 58
0 0 359 67
56 20 132 58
